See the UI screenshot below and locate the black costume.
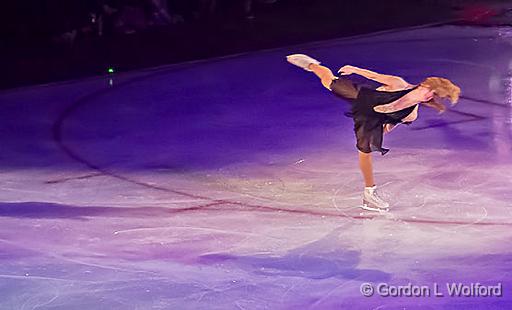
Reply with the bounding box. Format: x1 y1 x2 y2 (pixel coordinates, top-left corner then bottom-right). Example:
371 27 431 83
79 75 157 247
330 77 417 155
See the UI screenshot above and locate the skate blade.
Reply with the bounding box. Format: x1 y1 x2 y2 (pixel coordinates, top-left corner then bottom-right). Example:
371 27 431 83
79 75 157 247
361 204 389 213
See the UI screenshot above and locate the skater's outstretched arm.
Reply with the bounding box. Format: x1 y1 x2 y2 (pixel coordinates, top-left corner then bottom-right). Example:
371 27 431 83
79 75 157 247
374 90 431 113
338 65 410 90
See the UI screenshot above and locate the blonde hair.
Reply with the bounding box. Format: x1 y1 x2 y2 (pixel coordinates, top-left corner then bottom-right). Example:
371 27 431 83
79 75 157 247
420 77 461 113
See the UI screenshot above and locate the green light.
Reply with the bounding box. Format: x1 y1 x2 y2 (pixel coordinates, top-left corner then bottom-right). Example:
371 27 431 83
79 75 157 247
107 67 115 74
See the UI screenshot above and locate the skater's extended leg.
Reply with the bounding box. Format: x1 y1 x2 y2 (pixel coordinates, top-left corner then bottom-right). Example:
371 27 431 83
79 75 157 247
358 151 375 187
309 64 337 89
286 54 320 71
287 54 358 98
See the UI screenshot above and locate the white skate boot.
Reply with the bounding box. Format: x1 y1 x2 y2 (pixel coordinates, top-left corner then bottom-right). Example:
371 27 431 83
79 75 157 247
361 185 390 212
286 54 321 72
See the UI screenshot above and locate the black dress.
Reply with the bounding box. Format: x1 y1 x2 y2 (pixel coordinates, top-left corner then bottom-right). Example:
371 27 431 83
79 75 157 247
330 77 417 155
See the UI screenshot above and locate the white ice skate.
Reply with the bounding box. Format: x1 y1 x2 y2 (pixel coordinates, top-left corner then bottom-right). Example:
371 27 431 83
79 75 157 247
286 54 321 72
361 185 390 212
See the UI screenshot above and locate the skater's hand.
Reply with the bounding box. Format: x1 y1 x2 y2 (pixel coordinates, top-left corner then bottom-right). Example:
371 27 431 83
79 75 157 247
374 105 392 113
338 65 358 75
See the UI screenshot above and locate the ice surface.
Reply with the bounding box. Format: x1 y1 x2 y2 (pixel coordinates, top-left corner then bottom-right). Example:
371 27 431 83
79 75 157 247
0 25 512 309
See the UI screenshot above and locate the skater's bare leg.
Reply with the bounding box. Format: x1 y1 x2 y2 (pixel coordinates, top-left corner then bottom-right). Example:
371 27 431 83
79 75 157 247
359 151 389 210
309 64 336 89
358 151 375 187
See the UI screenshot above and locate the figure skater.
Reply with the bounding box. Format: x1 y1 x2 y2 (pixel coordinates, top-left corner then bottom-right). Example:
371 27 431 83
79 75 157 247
286 54 461 211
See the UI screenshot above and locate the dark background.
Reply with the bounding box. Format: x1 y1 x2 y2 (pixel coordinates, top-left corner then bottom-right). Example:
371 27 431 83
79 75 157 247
1 0 508 90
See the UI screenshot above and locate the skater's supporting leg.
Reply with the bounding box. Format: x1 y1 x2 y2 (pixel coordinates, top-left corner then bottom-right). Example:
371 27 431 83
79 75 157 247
309 64 336 89
359 151 390 210
358 151 375 187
